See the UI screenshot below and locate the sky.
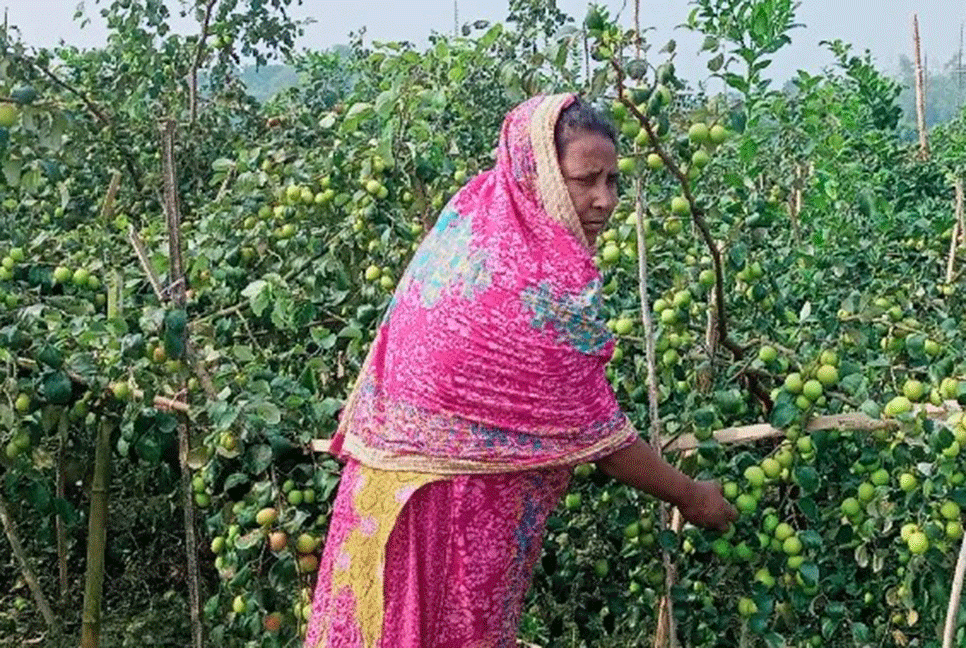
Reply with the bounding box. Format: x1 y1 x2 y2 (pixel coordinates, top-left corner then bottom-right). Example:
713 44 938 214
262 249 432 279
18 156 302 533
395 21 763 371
5 1 966 83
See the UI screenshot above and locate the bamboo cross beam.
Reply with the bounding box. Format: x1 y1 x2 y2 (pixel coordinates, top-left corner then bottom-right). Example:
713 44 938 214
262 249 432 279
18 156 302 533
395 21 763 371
15 358 190 414
663 402 962 453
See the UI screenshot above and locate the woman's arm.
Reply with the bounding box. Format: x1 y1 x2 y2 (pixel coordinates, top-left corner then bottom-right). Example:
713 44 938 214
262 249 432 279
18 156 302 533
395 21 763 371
596 437 737 532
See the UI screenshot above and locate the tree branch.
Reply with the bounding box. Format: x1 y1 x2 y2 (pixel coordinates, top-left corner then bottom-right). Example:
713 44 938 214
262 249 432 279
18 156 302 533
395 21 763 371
190 0 220 124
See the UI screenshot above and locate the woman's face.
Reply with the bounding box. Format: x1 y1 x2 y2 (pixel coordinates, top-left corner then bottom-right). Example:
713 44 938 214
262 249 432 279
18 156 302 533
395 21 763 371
558 130 619 245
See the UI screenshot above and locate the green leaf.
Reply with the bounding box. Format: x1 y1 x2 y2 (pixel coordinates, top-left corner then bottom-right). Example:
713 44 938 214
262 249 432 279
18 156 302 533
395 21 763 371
135 433 162 463
268 554 297 588
374 89 397 119
794 466 819 494
164 308 188 334
42 371 73 405
223 472 250 491
233 345 255 362
235 529 264 551
762 633 785 648
658 529 677 550
251 402 281 426
163 327 185 361
245 444 273 474
798 561 819 586
53 497 78 526
27 480 52 513
693 406 716 428
769 402 798 428
821 617 840 639
3 157 22 186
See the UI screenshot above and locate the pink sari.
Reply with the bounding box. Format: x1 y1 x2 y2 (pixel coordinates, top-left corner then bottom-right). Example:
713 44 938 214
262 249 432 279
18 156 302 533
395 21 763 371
305 94 636 648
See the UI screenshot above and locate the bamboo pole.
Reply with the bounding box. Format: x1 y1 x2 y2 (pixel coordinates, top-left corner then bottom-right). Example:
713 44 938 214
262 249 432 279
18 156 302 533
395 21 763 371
947 178 964 284
56 412 69 602
943 529 966 648
0 495 58 631
632 155 678 648
159 118 204 648
80 417 114 648
913 14 930 158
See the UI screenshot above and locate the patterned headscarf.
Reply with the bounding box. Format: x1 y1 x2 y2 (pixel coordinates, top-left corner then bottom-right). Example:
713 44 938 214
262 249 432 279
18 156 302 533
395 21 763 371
330 93 637 473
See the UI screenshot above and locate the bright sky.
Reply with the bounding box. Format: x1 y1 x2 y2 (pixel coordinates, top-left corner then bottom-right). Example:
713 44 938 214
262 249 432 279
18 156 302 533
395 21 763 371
6 1 965 82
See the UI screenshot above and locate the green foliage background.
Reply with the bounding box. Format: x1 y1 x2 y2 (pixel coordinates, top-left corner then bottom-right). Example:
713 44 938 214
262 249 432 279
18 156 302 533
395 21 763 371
0 1 964 647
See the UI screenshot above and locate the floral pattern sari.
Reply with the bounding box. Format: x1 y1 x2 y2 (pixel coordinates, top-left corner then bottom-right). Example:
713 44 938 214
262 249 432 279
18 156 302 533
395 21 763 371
305 93 637 648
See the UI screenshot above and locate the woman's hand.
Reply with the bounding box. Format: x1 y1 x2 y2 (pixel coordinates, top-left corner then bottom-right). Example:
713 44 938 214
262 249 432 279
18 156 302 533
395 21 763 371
597 438 737 533
677 480 738 532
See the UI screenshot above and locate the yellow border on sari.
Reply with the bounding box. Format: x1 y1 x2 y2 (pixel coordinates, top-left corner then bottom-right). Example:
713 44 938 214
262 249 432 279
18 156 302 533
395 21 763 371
338 417 637 475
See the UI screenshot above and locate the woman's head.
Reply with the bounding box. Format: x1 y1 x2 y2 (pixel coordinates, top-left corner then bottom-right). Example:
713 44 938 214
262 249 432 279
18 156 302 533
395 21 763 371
554 97 619 244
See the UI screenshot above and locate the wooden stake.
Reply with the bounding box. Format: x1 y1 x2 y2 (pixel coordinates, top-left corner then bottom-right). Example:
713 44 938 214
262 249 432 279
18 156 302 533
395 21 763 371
913 14 930 158
80 417 114 648
0 494 58 632
159 118 205 648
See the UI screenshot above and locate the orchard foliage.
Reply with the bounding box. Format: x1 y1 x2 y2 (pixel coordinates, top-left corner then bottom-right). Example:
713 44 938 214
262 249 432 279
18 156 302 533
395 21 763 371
0 1 965 647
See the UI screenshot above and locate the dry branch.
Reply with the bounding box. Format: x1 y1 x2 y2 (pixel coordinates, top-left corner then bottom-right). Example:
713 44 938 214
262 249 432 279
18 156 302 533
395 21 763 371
0 494 58 632
128 226 167 303
99 172 122 222
190 0 219 124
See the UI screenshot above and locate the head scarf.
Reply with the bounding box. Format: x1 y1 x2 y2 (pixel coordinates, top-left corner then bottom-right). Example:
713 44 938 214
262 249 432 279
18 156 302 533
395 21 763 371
330 93 637 474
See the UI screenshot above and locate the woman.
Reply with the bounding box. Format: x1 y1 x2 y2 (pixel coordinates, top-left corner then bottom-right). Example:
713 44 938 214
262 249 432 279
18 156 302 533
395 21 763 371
304 93 737 648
